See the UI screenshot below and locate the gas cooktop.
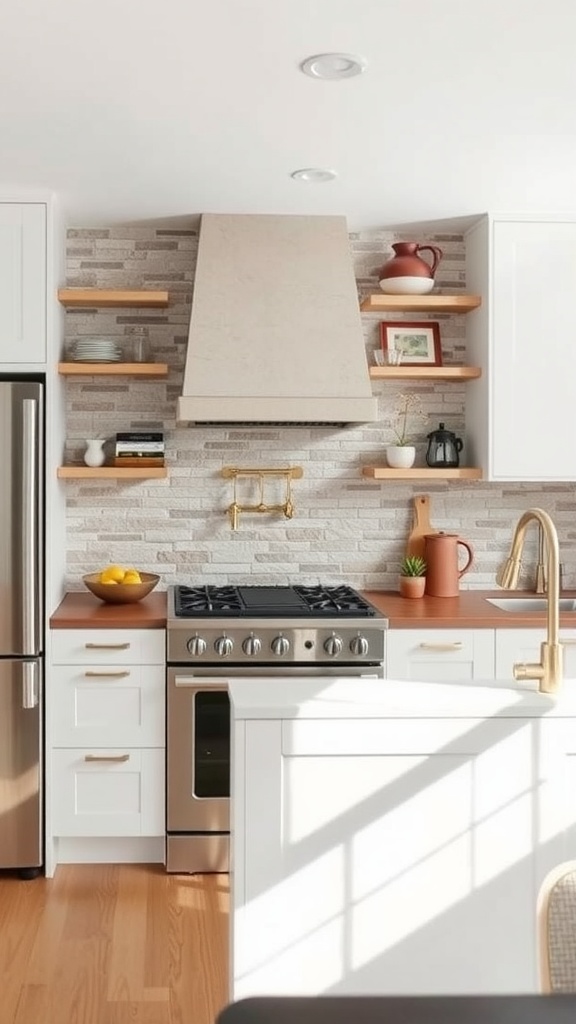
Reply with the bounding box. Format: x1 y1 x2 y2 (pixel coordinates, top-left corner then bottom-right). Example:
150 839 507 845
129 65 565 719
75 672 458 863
172 584 379 619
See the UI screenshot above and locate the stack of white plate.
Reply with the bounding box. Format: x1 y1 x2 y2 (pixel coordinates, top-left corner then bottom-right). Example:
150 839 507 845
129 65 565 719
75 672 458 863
72 338 123 362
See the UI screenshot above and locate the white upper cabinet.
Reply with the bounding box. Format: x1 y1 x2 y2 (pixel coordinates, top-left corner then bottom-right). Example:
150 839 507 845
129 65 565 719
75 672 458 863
0 203 46 364
465 214 576 481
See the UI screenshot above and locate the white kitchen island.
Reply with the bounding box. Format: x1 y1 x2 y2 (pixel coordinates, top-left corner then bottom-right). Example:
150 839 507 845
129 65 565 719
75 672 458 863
229 676 576 1000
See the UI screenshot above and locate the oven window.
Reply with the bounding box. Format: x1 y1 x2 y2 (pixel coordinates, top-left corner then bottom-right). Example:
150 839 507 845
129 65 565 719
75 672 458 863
193 691 230 798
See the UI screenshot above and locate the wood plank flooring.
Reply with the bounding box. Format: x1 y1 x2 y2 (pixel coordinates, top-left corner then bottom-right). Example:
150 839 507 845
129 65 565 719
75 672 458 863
0 864 229 1024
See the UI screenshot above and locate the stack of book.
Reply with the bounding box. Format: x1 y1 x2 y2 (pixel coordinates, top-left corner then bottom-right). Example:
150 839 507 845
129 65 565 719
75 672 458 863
113 432 165 468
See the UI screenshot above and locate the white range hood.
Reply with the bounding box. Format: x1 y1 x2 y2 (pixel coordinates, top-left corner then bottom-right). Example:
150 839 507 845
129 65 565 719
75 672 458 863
176 213 377 426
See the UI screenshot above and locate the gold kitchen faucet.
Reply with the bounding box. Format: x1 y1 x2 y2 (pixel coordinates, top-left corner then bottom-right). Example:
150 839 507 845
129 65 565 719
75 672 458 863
497 509 563 694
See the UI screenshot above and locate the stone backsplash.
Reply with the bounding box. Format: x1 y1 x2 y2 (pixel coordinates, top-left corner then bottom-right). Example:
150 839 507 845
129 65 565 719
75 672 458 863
62 223 576 591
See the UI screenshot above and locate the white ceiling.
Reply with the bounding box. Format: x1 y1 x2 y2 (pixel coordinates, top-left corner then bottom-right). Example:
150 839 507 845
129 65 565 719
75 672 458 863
3 0 576 229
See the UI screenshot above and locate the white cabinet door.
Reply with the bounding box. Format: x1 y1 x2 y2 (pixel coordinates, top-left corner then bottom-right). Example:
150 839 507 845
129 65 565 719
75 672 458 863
495 628 576 683
386 628 495 681
233 715 538 999
466 215 576 481
0 204 46 363
51 664 165 747
51 748 165 836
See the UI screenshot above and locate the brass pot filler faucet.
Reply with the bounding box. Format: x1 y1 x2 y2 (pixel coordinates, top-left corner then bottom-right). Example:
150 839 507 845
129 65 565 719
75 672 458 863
497 508 563 694
222 466 303 531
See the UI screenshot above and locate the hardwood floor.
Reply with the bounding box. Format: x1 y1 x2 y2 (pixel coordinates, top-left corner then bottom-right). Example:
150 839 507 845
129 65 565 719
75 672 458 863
0 864 229 1024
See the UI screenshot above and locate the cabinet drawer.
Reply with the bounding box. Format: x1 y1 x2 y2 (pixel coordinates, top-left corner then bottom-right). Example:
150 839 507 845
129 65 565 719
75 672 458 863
51 748 165 837
51 629 165 665
386 629 495 682
51 664 165 746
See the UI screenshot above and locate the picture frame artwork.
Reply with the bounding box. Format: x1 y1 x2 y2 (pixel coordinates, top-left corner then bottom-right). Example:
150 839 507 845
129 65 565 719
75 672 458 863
380 321 442 366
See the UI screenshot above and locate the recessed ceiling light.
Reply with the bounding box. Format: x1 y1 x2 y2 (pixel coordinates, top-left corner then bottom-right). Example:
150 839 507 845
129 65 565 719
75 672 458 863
290 168 338 183
300 53 367 80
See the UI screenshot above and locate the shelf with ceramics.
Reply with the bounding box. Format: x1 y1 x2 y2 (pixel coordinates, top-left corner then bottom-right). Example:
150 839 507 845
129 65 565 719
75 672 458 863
362 242 481 314
57 466 168 480
360 293 482 313
362 466 482 481
57 289 169 308
58 362 168 377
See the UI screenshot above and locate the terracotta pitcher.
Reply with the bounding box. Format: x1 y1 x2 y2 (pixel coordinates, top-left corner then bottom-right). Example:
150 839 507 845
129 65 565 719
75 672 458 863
378 241 443 295
424 531 473 598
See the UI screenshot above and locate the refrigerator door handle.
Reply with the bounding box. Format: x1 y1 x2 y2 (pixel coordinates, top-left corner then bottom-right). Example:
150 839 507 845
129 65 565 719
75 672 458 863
22 398 39 654
22 661 38 710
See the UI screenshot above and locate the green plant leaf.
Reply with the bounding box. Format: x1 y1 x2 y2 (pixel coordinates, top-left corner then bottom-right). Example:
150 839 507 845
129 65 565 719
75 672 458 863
400 555 427 577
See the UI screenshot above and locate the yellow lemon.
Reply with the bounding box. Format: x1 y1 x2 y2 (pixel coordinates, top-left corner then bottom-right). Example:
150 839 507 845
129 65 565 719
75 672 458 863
100 564 126 584
123 570 142 585
101 579 118 585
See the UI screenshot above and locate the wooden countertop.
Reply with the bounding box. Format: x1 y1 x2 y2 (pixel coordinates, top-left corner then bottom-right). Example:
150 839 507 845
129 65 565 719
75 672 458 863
49 588 576 630
363 589 576 629
49 591 167 628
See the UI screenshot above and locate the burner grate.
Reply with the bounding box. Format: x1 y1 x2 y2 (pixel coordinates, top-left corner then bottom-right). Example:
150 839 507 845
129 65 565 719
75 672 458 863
174 585 243 616
293 584 375 614
173 583 377 618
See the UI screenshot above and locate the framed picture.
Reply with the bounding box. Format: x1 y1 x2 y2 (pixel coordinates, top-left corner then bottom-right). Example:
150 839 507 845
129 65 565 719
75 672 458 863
380 321 442 366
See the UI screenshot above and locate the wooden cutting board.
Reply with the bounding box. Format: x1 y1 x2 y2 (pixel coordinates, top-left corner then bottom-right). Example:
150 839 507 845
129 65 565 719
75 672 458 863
406 494 440 560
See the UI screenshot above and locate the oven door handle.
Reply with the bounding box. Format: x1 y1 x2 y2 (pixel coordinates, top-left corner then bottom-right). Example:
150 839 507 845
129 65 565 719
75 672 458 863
173 675 230 688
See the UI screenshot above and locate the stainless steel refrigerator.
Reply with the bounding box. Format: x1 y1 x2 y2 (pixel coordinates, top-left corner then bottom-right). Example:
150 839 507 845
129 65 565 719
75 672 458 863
0 379 44 874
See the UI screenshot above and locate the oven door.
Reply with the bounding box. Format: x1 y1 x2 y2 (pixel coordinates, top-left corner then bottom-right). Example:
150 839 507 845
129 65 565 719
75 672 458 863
167 668 230 834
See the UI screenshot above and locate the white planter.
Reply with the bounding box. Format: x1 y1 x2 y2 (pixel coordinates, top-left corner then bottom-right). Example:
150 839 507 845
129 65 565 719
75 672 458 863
386 445 416 469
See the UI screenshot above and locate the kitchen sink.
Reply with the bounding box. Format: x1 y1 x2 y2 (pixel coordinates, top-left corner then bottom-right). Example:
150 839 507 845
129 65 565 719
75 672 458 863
486 597 576 612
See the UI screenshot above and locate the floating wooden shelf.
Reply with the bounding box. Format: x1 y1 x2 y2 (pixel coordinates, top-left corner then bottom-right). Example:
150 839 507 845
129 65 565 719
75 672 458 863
57 289 169 308
369 365 481 381
58 362 168 377
360 294 482 314
362 467 483 481
57 467 168 480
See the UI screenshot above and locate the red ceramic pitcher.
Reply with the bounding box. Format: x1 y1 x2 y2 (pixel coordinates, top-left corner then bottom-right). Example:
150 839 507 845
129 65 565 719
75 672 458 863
379 242 443 295
424 532 473 598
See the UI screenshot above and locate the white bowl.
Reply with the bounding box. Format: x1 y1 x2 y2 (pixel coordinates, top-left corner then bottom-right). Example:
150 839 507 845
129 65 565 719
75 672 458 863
379 276 435 295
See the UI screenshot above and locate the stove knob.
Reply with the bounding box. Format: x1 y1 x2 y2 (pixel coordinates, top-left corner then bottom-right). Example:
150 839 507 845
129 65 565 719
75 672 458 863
242 633 262 657
324 633 343 657
187 635 207 657
271 635 290 657
350 635 369 657
215 635 234 658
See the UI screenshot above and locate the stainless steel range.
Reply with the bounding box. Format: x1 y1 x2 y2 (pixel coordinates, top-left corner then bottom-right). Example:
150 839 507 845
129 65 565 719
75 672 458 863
166 584 387 874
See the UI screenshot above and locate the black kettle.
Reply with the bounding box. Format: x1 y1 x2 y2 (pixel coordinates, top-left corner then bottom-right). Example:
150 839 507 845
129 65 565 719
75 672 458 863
426 423 463 468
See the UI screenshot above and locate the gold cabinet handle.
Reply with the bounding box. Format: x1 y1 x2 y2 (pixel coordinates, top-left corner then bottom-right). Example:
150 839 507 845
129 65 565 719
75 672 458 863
85 642 130 650
84 754 130 763
418 642 463 652
84 670 131 678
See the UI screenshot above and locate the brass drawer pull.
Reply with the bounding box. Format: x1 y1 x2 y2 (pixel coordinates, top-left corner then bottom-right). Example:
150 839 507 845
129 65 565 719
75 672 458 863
85 642 131 650
84 753 130 763
418 642 463 652
84 670 131 678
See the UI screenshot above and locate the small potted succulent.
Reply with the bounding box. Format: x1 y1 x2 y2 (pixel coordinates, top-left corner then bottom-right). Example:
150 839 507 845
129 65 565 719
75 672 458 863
386 392 428 469
399 555 427 598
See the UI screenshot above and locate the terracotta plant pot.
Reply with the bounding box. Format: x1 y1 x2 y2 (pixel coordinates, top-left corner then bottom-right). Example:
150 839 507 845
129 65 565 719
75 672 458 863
399 576 426 599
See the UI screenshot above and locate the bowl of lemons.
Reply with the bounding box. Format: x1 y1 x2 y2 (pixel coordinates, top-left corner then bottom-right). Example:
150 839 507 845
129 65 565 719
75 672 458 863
83 565 160 604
